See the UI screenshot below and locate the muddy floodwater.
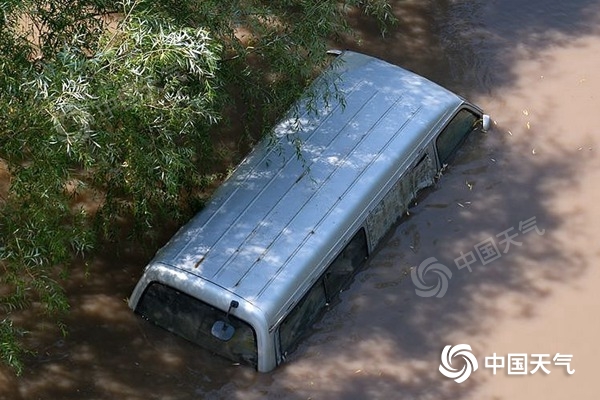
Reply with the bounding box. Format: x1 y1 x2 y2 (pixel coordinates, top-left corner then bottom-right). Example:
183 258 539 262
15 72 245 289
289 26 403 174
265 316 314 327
2 0 600 399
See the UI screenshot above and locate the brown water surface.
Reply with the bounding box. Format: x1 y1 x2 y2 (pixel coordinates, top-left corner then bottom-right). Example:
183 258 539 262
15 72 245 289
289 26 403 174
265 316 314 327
2 0 600 399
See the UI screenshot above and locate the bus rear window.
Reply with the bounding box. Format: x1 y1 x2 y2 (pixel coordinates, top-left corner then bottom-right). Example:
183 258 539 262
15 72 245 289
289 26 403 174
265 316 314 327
136 282 257 367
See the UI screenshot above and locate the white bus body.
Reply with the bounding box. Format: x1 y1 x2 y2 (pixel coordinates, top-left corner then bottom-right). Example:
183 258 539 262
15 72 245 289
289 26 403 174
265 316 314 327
128 51 488 372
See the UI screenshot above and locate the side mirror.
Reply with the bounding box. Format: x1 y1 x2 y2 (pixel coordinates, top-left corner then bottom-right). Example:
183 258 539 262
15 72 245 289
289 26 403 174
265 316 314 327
481 114 491 132
211 300 239 342
211 320 236 342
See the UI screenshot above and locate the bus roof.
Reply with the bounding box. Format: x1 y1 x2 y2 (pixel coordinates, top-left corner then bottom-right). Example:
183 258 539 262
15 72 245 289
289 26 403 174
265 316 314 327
150 51 464 323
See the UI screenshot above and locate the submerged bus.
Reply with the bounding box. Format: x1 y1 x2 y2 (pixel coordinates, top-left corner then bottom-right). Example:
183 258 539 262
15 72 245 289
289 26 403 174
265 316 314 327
128 51 489 372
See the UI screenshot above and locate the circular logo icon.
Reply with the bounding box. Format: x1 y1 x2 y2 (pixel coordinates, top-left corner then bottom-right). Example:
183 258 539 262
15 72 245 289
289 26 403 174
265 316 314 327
439 344 479 383
411 257 453 298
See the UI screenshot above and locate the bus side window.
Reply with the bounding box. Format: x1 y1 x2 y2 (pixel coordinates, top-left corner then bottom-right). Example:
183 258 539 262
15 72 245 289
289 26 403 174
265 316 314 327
323 229 368 300
279 278 326 356
435 109 479 165
279 229 368 357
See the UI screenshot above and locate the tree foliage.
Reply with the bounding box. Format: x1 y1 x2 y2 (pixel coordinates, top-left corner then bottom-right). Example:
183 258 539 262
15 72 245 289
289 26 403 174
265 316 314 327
0 0 394 373
155 0 395 134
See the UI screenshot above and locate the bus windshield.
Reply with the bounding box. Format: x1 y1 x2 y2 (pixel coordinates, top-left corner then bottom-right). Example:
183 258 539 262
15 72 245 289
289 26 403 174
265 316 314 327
136 282 257 367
